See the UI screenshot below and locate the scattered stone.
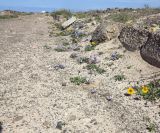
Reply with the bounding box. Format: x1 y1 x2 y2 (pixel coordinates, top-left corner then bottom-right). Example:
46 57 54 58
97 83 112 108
91 22 119 44
140 33 160 68
110 52 123 61
134 97 141 100
13 116 23 122
124 93 131 96
43 121 51 128
88 54 100 64
72 30 86 39
70 44 81 51
73 21 84 29
105 95 112 101
98 52 104 55
90 119 98 125
62 16 77 29
70 53 78 58
0 122 2 133
54 64 65 70
62 82 67 86
91 89 97 94
118 26 149 51
56 121 65 130
85 79 92 84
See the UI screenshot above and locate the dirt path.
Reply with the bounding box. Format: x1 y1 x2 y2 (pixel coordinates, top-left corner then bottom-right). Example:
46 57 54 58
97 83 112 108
0 14 159 133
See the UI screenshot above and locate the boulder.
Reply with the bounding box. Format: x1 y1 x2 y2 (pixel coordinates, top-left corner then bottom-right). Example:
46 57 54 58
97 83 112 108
140 33 160 68
118 27 149 51
90 22 119 44
62 16 77 29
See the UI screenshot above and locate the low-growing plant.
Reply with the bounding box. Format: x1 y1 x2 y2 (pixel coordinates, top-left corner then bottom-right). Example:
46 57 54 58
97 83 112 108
109 13 134 23
54 23 63 30
43 45 52 50
75 12 87 18
110 52 123 61
56 30 73 36
146 123 156 132
95 16 101 22
63 42 70 46
106 62 114 67
70 76 87 85
114 74 126 81
77 57 89 64
137 81 160 101
86 64 105 74
0 14 18 19
54 45 68 52
85 45 95 51
51 9 72 19
126 79 160 101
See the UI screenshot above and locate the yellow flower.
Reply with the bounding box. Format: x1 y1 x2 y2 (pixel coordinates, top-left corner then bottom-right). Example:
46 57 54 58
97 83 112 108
142 86 149 94
91 41 96 46
127 87 136 95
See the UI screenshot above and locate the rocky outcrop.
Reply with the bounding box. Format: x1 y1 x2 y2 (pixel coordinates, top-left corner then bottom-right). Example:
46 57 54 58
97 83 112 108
140 33 160 68
118 27 149 51
90 22 119 44
118 26 160 68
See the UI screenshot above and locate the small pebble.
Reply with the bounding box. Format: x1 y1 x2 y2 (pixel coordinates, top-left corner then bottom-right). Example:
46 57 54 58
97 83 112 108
70 53 78 58
134 97 141 100
91 89 97 94
54 64 65 70
0 122 3 133
56 121 65 130
62 82 67 86
124 93 131 96
90 119 97 125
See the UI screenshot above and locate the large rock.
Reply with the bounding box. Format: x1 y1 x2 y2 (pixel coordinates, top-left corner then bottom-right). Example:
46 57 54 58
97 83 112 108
90 22 119 44
118 27 149 51
140 33 160 68
62 16 77 29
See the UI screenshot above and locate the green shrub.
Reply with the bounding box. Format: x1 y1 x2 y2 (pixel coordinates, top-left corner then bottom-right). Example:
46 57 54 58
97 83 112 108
114 74 126 81
136 80 160 101
54 23 63 30
85 45 95 51
109 13 134 23
77 57 89 64
70 76 87 85
0 15 18 19
51 9 72 19
146 123 156 132
95 16 101 22
75 12 87 18
86 64 105 74
56 30 73 36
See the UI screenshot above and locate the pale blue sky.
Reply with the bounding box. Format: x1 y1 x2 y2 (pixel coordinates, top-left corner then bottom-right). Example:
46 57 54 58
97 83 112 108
0 0 160 12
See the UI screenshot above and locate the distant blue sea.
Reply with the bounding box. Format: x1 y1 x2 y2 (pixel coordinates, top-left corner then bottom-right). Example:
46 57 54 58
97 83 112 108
0 5 159 13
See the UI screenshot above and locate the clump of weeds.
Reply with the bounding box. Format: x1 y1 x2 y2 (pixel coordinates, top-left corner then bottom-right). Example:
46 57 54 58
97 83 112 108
70 76 87 85
86 64 105 74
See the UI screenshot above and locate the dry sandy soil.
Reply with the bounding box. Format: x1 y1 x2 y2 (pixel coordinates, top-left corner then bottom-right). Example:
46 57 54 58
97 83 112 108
0 14 160 133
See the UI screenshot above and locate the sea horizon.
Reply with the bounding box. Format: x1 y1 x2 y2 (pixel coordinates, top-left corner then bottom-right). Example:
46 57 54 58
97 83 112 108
0 5 160 13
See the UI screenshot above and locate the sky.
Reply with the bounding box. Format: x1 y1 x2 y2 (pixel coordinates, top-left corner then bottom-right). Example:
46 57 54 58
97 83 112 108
0 0 160 12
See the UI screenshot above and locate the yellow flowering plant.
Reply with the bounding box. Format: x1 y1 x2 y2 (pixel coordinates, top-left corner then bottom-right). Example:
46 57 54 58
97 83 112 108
126 80 160 101
142 86 149 94
127 87 136 95
91 41 97 46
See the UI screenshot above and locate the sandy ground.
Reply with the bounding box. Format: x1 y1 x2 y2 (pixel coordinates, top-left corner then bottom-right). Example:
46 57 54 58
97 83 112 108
0 14 160 133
